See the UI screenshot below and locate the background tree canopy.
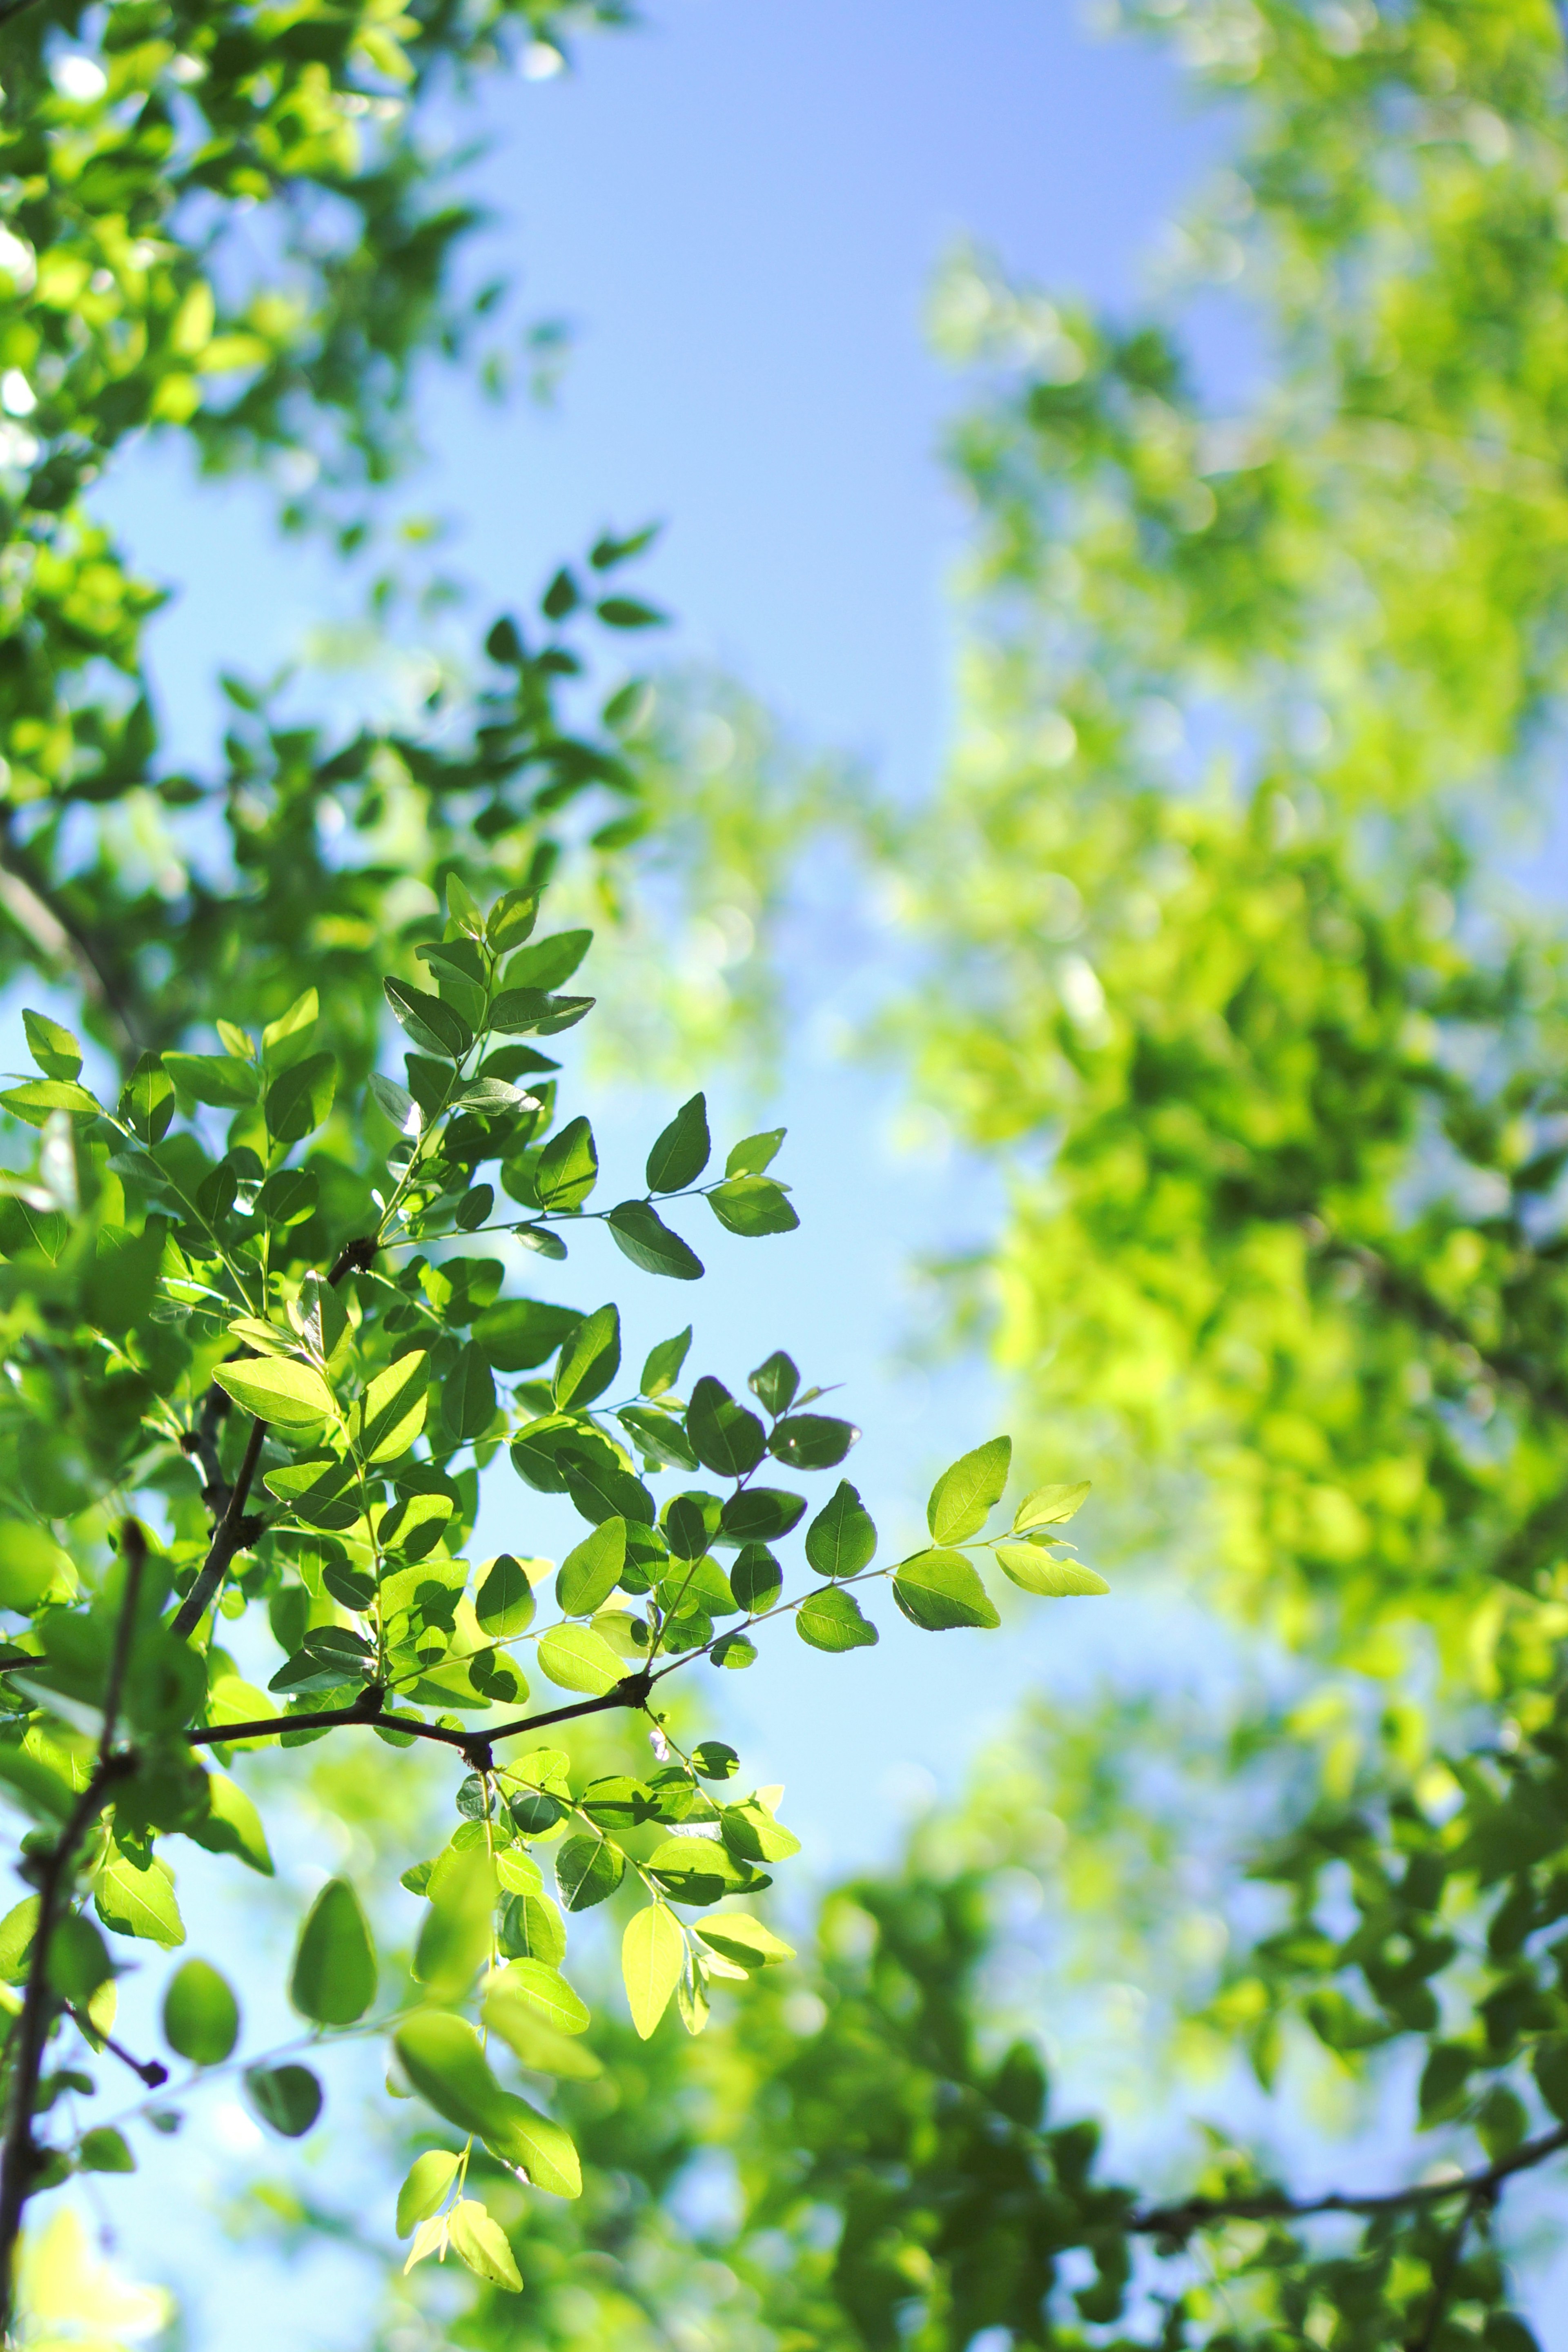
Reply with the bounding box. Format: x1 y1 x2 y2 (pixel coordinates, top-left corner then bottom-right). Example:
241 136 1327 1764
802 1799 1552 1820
2 0 1568 2348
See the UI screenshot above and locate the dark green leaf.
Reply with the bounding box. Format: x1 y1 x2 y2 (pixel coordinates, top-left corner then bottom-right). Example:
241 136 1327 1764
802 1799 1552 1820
646 1094 710 1192
687 1378 766 1478
535 1116 599 1212
444 1343 497 1443
748 1350 799 1414
385 979 472 1060
477 1555 537 1638
718 1488 806 1544
472 1298 584 1371
265 1051 336 1143
555 1835 624 1911
730 1545 783 1612
553 1303 620 1409
163 1051 258 1107
597 596 666 628
769 1414 859 1471
118 1054 173 1143
502 930 592 991
608 1199 704 1280
245 2063 323 2138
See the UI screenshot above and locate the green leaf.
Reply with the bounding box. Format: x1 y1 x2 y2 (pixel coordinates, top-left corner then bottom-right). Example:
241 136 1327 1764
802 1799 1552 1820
258 1168 318 1227
720 1797 801 1863
369 1071 420 1135
489 989 595 1037
535 1115 599 1211
472 1297 584 1372
477 1555 537 1638
555 1833 624 1911
213 1354 335 1429
731 1545 783 1612
748 1350 799 1414
245 2062 322 2137
538 1623 625 1695
397 2149 460 2237
119 1054 173 1142
646 1094 710 1192
502 930 592 991
0 1080 101 1128
414 1845 494 1998
608 1199 704 1280
488 1958 590 2034
163 1051 258 1107
290 1878 377 2024
696 1913 795 1970
262 988 320 1067
927 1436 1012 1544
617 1403 700 1471
804 1481 877 1578
641 1326 692 1397
993 1542 1109 1597
645 1837 766 1905
185 1771 274 1875
622 1903 684 2039
0 1524 71 1611
162 1958 239 2063
542 565 579 618
449 2199 522 2292
687 1378 766 1477
692 1740 739 1780
706 1176 800 1236
769 1413 859 1471
796 1586 878 1653
486 887 539 952
350 1351 429 1462
597 595 667 628
22 1009 81 1081
719 1489 807 1544
725 1129 785 1177
1012 1480 1092 1532
443 1343 496 1443
557 1518 626 1616
385 978 472 1060
552 1302 620 1409
95 1853 185 1948
78 2127 135 2173
591 523 660 568
893 1548 1000 1630
264 1050 336 1143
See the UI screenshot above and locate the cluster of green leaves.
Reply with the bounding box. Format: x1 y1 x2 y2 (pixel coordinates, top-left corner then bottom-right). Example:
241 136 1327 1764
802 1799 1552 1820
0 864 1087 2303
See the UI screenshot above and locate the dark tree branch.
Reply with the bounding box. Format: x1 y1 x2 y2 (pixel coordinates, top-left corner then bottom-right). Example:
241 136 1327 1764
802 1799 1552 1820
0 1523 147 2331
169 1415 267 1641
183 1672 653 1767
1130 2121 1568 2240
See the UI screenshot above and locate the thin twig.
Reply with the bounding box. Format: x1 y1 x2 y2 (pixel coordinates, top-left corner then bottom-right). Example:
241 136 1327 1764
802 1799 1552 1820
61 2002 168 2091
1131 2121 1568 2238
0 1523 147 2331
